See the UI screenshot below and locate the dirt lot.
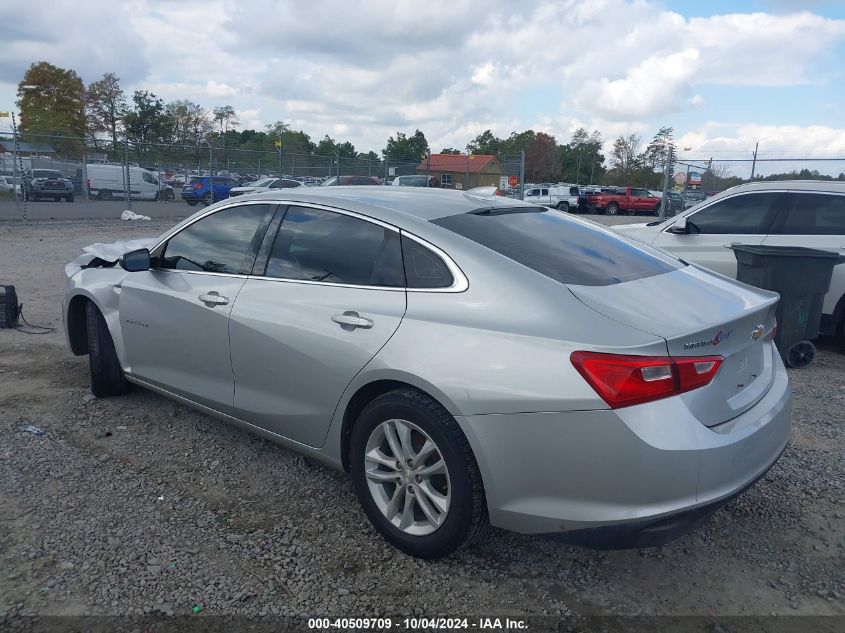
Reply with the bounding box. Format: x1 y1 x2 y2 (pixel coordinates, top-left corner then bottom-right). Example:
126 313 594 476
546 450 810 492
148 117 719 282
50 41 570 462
0 216 843 630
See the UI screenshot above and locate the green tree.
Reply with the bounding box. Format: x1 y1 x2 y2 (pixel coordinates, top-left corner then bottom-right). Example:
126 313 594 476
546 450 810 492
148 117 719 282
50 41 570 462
439 147 461 154
17 61 86 148
500 130 535 156
640 126 674 188
164 100 211 145
561 128 605 184
384 129 429 159
606 133 642 185
212 105 239 136
316 135 356 158
123 90 170 147
466 130 502 155
86 72 126 148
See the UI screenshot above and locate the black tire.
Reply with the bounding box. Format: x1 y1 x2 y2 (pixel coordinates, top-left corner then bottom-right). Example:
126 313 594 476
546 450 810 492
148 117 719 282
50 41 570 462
556 201 569 212
164 189 175 202
65 195 74 202
85 301 128 397
98 190 113 201
202 193 212 206
785 340 816 368
186 199 198 206
605 203 618 215
154 191 161 202
349 389 488 559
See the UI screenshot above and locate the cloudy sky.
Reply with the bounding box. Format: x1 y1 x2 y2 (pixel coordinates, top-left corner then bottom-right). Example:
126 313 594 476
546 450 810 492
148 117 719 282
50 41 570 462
1 0 844 158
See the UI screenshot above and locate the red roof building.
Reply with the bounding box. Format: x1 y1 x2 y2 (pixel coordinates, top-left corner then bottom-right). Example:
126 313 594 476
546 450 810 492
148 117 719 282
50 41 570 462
416 153 502 189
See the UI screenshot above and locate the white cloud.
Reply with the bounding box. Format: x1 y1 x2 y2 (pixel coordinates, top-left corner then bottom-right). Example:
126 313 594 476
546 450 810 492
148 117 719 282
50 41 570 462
206 81 238 98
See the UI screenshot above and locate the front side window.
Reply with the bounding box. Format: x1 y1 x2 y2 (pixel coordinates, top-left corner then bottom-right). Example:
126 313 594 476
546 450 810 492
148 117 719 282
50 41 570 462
685 192 783 235
160 204 271 273
142 172 154 184
264 206 404 287
772 192 845 236
441 173 453 187
434 208 682 286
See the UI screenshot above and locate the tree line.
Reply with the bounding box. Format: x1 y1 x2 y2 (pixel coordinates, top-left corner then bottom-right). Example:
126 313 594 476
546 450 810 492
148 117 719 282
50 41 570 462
10 60 703 186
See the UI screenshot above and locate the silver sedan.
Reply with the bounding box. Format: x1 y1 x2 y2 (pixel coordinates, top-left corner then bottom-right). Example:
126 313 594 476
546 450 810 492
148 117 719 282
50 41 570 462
63 187 791 558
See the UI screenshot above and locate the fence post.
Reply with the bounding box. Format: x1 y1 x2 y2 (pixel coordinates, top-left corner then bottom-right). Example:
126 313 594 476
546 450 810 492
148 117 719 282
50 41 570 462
291 154 296 178
10 112 22 219
426 150 431 185
750 142 759 181
82 154 89 201
659 145 673 219
384 152 389 183
124 141 131 211
519 149 525 200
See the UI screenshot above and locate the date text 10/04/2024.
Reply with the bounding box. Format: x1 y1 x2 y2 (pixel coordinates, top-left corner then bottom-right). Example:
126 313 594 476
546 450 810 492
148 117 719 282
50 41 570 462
307 617 529 630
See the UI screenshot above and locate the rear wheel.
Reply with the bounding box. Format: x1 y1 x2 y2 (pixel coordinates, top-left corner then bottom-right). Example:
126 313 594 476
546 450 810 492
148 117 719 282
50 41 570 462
605 203 619 215
202 193 212 206
186 199 198 206
98 190 113 201
556 201 569 212
65 194 74 202
85 302 128 397
164 189 175 201
350 389 488 559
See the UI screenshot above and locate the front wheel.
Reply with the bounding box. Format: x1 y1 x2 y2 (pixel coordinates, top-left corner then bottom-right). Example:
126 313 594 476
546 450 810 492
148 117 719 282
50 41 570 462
350 389 488 559
186 199 198 206
605 203 619 215
202 193 212 206
65 195 74 202
85 301 128 397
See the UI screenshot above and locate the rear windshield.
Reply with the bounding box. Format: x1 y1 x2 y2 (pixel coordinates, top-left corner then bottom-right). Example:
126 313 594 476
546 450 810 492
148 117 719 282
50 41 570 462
33 170 63 178
432 209 682 286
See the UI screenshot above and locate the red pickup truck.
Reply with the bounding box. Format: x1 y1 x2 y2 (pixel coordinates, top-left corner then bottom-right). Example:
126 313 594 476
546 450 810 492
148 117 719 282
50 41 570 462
585 187 661 215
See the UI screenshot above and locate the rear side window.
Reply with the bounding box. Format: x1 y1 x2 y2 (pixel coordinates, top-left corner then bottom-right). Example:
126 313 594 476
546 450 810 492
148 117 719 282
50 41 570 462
772 193 845 236
686 192 782 234
264 206 404 287
570 187 579 196
433 209 681 286
160 204 271 274
402 237 454 288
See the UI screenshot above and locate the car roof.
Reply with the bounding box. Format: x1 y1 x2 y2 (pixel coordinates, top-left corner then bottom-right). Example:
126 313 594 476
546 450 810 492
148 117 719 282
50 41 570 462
720 179 845 194
233 186 536 222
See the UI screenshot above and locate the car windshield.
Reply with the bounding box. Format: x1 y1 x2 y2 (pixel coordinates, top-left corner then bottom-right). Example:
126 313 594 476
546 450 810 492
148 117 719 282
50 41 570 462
320 177 337 186
397 176 427 186
251 178 275 187
33 170 62 179
433 208 683 286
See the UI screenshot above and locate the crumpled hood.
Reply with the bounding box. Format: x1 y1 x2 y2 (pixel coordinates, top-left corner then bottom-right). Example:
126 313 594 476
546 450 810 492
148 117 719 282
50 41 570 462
65 238 156 277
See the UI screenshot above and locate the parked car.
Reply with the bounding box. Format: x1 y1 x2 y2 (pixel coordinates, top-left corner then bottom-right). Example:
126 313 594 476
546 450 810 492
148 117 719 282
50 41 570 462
87 164 174 201
321 175 382 186
166 174 188 187
586 186 661 215
663 191 686 215
181 176 238 206
392 175 438 187
682 191 706 208
26 169 74 202
0 175 21 195
228 177 302 198
523 185 580 212
614 180 845 339
64 188 790 558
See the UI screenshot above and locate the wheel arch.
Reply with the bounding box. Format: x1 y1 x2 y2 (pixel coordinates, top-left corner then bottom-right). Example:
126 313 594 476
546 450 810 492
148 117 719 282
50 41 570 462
66 293 93 355
338 377 460 472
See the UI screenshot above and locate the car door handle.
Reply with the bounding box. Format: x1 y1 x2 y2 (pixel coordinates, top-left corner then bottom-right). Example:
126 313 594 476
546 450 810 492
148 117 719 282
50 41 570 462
198 292 229 306
331 311 373 329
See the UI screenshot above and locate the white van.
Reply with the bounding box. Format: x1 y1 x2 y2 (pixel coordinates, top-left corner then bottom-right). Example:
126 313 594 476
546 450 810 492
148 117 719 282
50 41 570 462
86 164 173 201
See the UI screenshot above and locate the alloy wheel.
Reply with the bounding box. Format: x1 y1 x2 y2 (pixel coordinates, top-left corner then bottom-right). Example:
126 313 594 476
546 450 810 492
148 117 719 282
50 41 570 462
363 418 451 536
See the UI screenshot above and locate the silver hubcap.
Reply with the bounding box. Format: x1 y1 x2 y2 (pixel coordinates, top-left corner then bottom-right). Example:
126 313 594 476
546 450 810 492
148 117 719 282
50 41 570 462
364 419 451 536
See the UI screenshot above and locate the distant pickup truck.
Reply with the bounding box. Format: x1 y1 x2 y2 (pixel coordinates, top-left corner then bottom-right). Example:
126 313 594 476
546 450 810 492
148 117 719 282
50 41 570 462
523 184 580 211
585 186 661 215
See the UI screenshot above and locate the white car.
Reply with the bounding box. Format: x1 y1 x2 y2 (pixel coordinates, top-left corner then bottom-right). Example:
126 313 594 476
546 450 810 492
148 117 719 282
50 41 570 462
228 177 302 198
614 180 845 339
0 175 20 195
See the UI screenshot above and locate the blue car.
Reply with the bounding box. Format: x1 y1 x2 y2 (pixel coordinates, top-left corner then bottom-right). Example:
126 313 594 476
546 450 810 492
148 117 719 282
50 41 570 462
181 176 237 206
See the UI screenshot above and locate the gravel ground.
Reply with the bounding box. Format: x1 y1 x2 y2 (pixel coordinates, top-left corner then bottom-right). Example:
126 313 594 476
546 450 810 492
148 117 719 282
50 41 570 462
0 216 843 628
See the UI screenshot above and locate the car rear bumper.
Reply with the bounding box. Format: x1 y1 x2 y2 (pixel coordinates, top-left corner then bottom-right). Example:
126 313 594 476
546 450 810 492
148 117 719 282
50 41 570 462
456 352 791 544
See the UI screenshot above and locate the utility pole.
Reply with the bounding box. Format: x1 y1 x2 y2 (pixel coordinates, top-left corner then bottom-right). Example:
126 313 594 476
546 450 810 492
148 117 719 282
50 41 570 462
335 151 340 184
124 140 131 211
659 145 674 220
750 142 759 181
425 150 431 185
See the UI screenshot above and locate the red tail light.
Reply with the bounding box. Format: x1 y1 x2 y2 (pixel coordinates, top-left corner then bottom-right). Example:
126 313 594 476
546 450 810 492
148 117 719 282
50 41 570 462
193 183 202 189
86 178 91 189
570 352 723 409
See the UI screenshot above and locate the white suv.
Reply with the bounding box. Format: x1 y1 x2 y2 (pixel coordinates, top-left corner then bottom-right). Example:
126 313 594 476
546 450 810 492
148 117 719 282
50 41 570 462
614 180 845 338
523 184 580 212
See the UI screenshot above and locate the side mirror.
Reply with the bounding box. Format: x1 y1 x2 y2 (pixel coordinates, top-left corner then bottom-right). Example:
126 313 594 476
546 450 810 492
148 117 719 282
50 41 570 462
120 248 151 272
667 217 688 234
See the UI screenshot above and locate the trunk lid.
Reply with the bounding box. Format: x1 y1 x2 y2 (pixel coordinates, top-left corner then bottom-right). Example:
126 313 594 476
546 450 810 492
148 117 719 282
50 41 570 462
567 265 779 426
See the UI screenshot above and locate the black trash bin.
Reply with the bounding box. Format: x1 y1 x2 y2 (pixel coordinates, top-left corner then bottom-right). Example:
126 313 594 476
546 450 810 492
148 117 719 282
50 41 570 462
730 245 845 368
